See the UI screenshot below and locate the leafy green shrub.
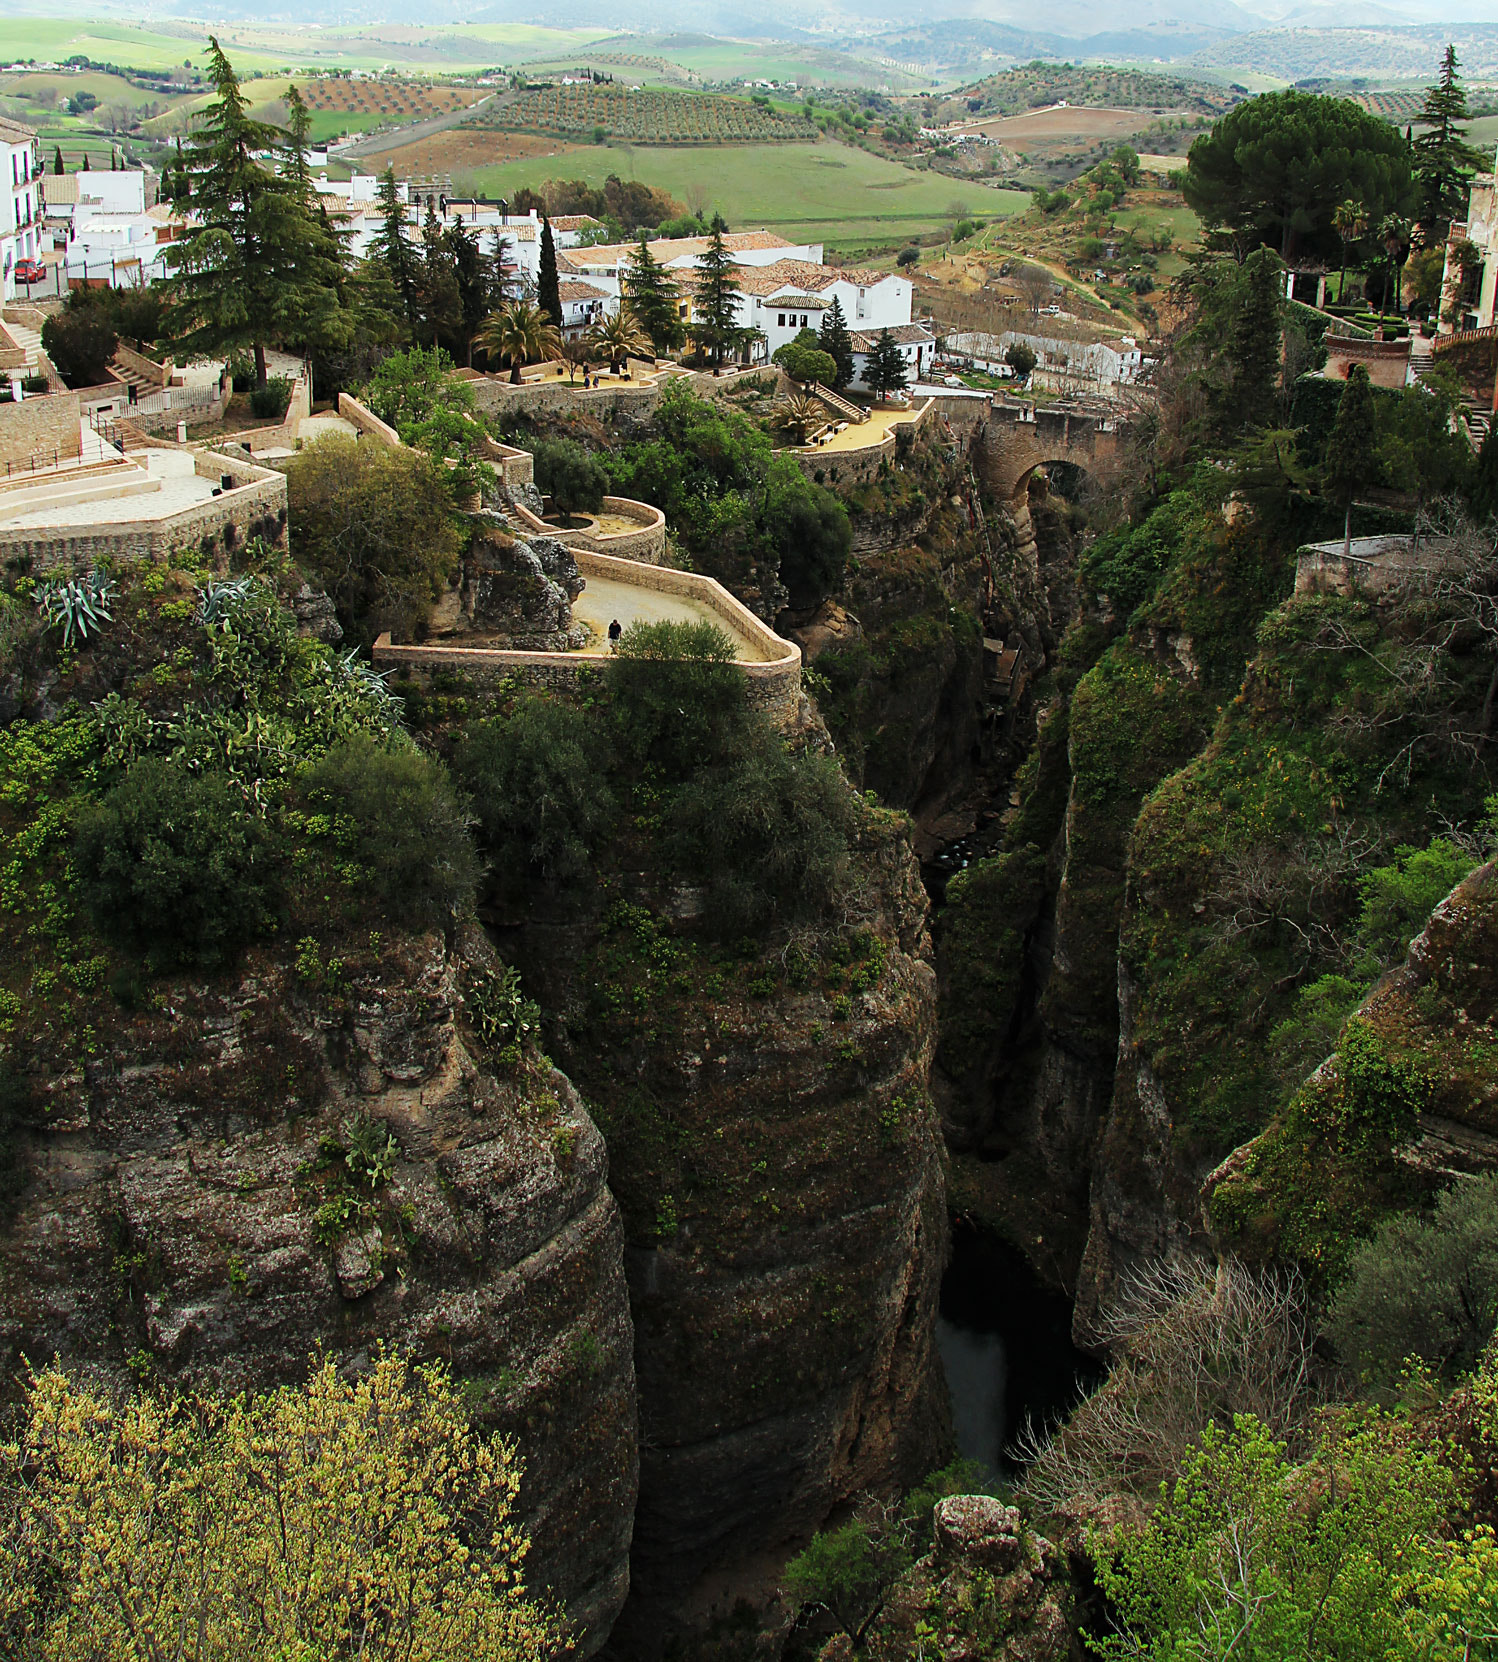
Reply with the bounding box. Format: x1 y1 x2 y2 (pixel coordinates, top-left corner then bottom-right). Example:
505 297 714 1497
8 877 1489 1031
784 1511 911 1646
302 737 477 929
248 376 293 421
455 698 612 893
285 436 464 645
607 619 747 777
73 759 281 968
666 734 851 932
760 453 850 608
1328 1174 1498 1390
1088 1415 1448 1660
530 438 608 521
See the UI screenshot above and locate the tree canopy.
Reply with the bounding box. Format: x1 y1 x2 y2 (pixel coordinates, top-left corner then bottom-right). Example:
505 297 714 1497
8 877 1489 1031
1183 91 1415 262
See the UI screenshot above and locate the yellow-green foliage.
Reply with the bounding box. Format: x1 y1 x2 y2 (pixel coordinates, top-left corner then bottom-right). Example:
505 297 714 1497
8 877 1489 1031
0 1351 555 1661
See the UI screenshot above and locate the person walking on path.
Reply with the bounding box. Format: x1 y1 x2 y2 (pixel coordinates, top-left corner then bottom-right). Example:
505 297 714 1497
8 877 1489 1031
608 618 622 652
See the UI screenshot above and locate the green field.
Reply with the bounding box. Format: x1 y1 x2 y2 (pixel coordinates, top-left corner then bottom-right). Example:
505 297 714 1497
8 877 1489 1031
1464 114 1498 148
463 140 1027 250
0 19 619 77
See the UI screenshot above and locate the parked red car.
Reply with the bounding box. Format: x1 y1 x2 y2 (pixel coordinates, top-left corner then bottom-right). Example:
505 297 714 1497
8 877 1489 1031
13 259 44 284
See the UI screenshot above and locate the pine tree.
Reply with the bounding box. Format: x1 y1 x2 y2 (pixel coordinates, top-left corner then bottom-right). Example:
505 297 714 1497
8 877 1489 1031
52 145 63 176
691 222 741 369
1325 363 1379 556
370 166 420 329
865 328 909 402
538 216 561 326
445 214 490 364
161 36 329 386
488 230 520 312
819 296 855 391
1470 423 1498 522
1413 45 1487 233
278 84 352 375
625 232 681 354
418 204 462 352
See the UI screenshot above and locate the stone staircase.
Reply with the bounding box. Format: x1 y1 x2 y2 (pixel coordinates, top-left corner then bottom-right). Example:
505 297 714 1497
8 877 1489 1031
4 317 43 371
809 382 869 424
109 352 164 397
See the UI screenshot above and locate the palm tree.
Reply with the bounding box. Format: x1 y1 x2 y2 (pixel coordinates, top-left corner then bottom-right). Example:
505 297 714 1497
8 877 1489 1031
1378 214 1413 320
474 298 561 384
772 390 824 446
589 304 651 375
1332 199 1367 306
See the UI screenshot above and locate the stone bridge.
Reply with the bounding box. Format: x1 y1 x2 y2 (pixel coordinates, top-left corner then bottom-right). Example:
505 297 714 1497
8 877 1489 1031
975 397 1126 507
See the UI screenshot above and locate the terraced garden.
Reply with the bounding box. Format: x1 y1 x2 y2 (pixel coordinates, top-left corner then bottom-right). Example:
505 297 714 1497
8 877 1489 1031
471 83 818 145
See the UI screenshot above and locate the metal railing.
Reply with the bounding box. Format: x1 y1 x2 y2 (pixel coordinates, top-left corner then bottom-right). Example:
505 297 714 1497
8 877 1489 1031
4 446 61 478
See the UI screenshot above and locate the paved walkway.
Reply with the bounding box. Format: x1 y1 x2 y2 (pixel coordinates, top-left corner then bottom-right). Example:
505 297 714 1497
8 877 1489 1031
571 572 769 661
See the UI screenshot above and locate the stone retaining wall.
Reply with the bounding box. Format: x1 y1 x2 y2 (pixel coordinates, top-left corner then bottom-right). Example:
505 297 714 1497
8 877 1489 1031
0 391 81 470
0 449 288 573
791 399 937 488
338 391 401 447
511 495 666 564
374 547 801 721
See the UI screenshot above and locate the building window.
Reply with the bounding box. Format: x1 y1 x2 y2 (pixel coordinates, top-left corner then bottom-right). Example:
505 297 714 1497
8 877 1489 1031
777 313 785 327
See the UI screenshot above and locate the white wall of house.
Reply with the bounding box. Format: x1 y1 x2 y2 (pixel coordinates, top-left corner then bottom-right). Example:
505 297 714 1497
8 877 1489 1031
0 128 41 299
848 329 936 392
1440 151 1498 334
65 209 173 289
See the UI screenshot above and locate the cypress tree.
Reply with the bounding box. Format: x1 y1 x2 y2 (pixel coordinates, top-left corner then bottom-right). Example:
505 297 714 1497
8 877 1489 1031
81 154 89 172
538 216 561 326
370 166 421 329
52 145 63 176
1325 363 1379 556
819 296 855 391
1413 45 1486 233
691 221 741 369
1227 245 1283 432
625 232 681 353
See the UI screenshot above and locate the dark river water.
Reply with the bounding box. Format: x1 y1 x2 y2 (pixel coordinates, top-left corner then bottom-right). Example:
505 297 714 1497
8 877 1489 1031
936 1220 1103 1476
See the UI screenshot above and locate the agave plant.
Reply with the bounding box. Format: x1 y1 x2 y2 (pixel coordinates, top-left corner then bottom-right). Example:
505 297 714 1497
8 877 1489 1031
337 648 404 722
198 574 258 632
34 569 117 648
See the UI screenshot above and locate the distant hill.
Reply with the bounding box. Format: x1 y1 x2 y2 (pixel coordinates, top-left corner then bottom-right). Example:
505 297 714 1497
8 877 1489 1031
1191 23 1498 79
924 63 1241 124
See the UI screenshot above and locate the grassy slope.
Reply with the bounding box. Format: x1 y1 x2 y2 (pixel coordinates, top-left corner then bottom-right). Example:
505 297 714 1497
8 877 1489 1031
464 139 1027 248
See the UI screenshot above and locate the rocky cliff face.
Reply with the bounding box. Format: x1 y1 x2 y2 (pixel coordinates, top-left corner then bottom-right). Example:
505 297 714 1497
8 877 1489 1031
506 810 950 1648
0 925 637 1653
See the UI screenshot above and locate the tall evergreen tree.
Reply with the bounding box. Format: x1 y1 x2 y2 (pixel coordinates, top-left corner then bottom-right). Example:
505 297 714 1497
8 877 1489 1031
370 166 421 330
818 296 855 391
1413 45 1487 233
1325 363 1379 556
864 328 909 402
444 215 489 364
625 232 681 353
418 204 462 352
278 84 352 376
161 37 328 386
52 145 63 176
488 230 520 312
691 222 741 369
1227 246 1283 432
538 217 561 326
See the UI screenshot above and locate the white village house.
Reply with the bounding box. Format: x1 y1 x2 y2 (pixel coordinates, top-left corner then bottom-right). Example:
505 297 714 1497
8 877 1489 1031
0 118 42 300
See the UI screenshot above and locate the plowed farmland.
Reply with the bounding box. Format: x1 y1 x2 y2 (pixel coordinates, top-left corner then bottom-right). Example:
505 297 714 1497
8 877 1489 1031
297 78 487 121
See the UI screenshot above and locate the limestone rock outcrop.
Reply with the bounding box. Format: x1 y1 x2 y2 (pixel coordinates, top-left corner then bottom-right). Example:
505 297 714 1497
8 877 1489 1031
0 927 637 1654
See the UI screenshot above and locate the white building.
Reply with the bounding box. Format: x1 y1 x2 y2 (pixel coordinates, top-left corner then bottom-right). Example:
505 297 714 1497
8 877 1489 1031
557 277 612 339
729 258 913 359
1440 147 1498 333
64 202 180 290
944 328 1147 397
848 322 937 391
0 118 42 299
